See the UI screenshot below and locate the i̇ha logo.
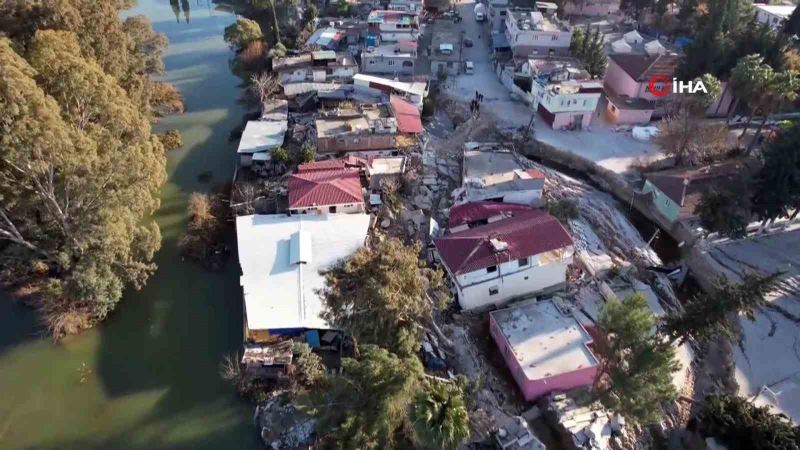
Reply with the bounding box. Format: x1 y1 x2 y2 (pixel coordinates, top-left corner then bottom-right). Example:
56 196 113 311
648 75 708 97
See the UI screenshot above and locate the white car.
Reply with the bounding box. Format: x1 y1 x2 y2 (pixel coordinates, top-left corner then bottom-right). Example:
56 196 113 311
464 61 475 74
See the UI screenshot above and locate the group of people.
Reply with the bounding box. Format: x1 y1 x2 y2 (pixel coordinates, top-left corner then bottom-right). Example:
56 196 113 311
470 91 484 116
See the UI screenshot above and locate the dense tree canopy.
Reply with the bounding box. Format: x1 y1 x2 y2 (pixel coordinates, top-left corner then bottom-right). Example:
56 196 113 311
0 27 166 336
695 185 752 239
410 380 471 450
569 25 607 79
752 122 800 222
224 18 264 51
320 238 448 356
702 393 800 449
596 294 679 424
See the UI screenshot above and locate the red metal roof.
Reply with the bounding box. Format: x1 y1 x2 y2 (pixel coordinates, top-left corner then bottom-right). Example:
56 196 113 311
435 210 573 275
390 95 423 134
288 169 363 208
449 202 535 228
297 156 369 173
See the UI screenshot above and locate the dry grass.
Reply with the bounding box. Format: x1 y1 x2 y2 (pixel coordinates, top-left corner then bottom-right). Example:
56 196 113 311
38 299 94 341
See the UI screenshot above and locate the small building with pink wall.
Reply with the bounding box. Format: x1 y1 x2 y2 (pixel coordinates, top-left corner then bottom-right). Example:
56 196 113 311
602 53 680 124
489 299 598 402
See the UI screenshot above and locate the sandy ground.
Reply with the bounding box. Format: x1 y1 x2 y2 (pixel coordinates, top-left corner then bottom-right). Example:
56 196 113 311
442 0 663 174
702 228 800 422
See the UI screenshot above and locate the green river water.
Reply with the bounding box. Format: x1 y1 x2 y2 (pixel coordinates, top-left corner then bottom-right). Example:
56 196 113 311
0 1 263 449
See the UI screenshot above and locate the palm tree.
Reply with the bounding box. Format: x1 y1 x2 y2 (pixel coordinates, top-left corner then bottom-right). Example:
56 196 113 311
410 381 471 450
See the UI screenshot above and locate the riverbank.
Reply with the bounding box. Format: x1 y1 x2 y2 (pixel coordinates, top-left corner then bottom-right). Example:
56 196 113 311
0 2 262 449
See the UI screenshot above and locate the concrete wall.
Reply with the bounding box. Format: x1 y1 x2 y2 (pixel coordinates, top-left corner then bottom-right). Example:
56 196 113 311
317 134 396 153
288 202 365 215
454 249 572 310
551 110 593 129
489 313 598 401
361 55 416 75
563 0 620 16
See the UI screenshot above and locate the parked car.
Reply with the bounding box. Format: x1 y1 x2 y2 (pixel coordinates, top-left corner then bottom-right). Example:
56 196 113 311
464 38 473 48
465 60 474 74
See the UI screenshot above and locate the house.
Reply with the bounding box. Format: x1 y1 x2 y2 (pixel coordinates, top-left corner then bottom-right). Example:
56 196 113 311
603 52 680 124
274 51 359 85
433 209 574 310
361 41 418 76
453 143 546 206
236 213 370 341
288 168 365 214
237 120 288 168
489 299 598 401
641 159 755 224
754 4 795 30
389 0 424 13
563 0 620 16
364 156 406 189
504 8 572 58
367 10 420 42
430 22 464 76
521 57 603 130
305 27 346 50
488 0 510 31
448 201 535 233
389 95 423 134
315 104 397 154
308 18 368 51
353 73 429 108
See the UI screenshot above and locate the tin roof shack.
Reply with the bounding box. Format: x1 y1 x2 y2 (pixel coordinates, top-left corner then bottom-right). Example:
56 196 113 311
490 300 598 401
641 159 756 225
430 22 464 77
288 168 366 215
453 143 546 206
434 209 574 310
519 57 602 130
315 104 398 154
237 119 288 169
236 213 370 342
353 73 429 109
273 52 359 86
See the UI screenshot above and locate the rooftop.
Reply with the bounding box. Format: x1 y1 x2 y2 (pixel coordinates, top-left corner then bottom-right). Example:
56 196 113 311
288 169 364 208
608 53 680 82
236 213 370 331
237 120 288 154
448 201 536 228
389 95 423 133
463 143 545 189
754 3 796 18
353 73 428 98
368 156 405 175
490 299 598 381
315 104 396 138
508 9 569 32
261 99 289 122
434 209 573 274
364 43 417 58
367 10 418 25
430 23 463 62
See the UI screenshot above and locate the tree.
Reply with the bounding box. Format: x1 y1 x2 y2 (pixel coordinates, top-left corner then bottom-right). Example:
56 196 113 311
660 272 781 345
702 394 800 450
157 129 183 151
224 18 263 51
569 26 607 78
695 184 752 239
320 238 448 356
0 32 166 337
752 122 800 225
596 294 679 424
301 345 424 450
300 142 316 163
292 342 325 388
410 380 471 450
249 72 280 109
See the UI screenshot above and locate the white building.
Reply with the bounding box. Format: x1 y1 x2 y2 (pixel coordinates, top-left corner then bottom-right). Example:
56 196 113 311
453 143 546 206
237 119 288 167
505 9 572 57
353 73 428 108
361 42 418 76
388 0 424 13
434 209 574 310
236 213 370 342
754 4 795 29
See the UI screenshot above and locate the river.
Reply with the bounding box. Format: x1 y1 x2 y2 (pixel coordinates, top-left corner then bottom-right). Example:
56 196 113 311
0 1 263 449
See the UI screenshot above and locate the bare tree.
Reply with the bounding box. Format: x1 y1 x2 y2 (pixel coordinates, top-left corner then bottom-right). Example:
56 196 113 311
249 72 280 110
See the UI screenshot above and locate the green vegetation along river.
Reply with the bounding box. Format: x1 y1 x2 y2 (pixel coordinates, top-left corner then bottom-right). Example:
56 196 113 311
0 1 262 448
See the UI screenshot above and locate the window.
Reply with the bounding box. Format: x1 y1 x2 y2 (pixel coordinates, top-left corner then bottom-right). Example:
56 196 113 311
329 206 337 213
402 61 413 67
551 35 558 41
486 265 497 274
489 286 499 296
500 10 506 16
518 257 529 267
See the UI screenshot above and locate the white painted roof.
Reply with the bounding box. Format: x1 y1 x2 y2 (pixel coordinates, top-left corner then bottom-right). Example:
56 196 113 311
491 299 598 381
623 30 643 44
755 4 795 18
237 120 288 154
353 73 427 98
236 213 370 331
611 39 632 53
644 39 666 56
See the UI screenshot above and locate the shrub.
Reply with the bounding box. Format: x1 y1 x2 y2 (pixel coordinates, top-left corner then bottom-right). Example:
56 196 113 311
300 143 316 163
422 97 436 118
547 198 580 222
157 129 183 151
272 146 289 164
292 342 325 388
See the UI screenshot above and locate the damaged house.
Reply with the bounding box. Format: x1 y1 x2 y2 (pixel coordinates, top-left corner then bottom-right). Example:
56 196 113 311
315 104 398 155
434 209 574 310
453 143 546 206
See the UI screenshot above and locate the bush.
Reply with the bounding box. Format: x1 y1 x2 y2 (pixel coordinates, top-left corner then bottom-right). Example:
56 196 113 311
157 129 183 151
547 198 580 222
224 19 263 51
702 394 800 449
272 146 289 165
300 143 316 163
179 192 228 270
292 342 325 388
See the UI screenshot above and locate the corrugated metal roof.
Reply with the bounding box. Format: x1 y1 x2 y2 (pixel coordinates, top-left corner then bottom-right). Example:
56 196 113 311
448 201 535 228
435 210 573 274
389 95 423 133
237 120 288 154
288 169 364 208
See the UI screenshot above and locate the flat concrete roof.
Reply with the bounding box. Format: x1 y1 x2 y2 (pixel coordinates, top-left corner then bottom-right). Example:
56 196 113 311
491 299 598 381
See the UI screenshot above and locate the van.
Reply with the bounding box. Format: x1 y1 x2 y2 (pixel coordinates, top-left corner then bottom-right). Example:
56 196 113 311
465 61 475 74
